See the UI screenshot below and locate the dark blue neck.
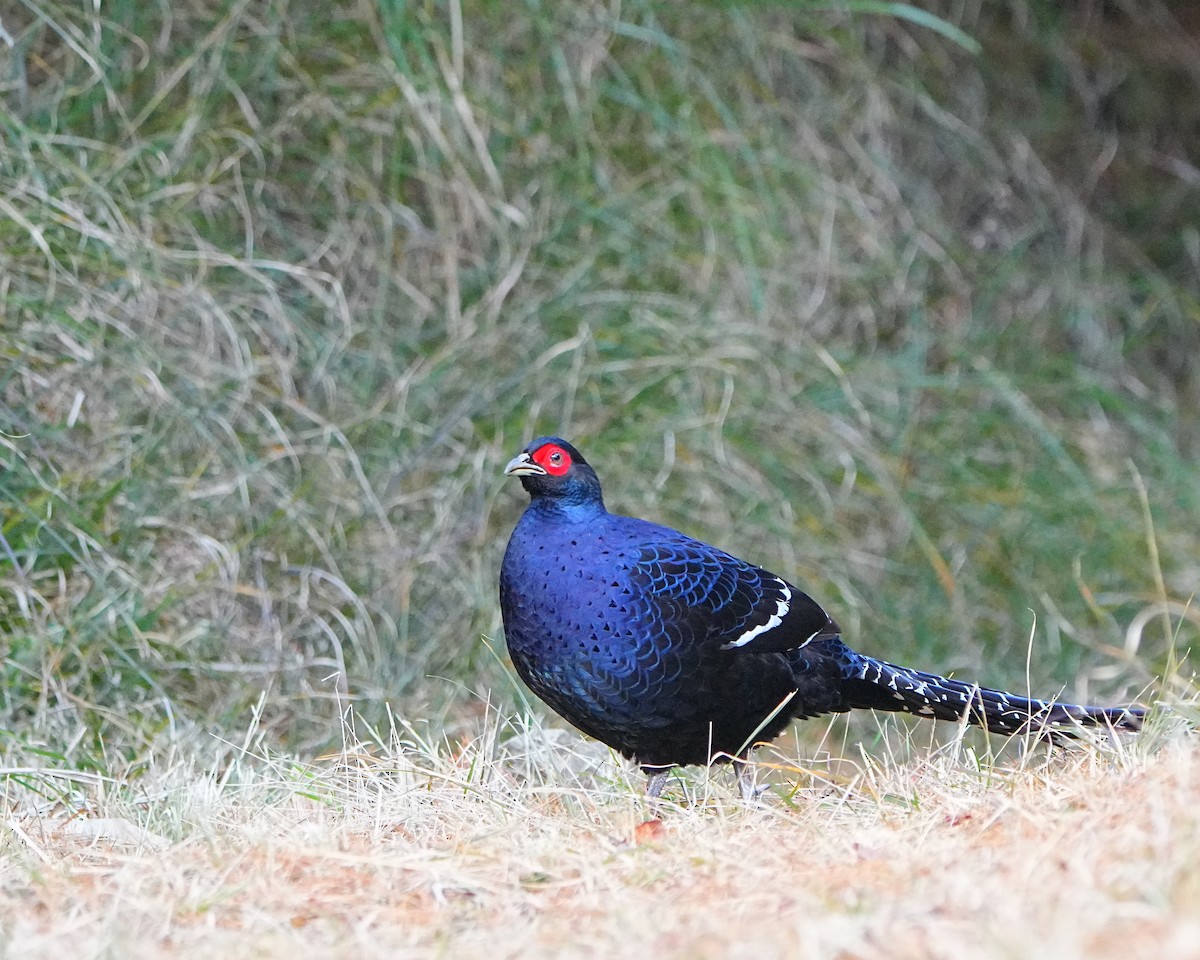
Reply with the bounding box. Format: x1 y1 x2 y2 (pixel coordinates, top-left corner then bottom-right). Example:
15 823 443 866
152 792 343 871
527 493 606 522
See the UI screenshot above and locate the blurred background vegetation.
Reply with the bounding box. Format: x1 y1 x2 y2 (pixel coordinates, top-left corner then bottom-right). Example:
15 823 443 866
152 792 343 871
1 0 1197 765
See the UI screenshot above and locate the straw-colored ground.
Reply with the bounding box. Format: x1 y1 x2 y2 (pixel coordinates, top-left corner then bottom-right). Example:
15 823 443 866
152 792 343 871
3 714 1195 960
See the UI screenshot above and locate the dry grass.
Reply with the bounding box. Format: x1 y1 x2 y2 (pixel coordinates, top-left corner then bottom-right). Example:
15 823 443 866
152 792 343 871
2 707 1197 959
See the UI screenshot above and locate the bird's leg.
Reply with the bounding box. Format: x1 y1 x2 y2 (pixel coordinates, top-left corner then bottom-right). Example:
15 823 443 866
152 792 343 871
735 757 766 801
644 768 671 799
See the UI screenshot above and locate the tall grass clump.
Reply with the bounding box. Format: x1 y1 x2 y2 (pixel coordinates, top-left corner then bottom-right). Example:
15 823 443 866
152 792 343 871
0 0 1196 758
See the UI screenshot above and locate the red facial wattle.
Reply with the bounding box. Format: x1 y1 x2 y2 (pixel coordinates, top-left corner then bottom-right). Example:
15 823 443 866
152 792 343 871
531 444 572 476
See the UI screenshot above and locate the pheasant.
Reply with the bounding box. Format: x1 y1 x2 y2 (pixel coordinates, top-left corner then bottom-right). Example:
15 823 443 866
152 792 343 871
499 436 1144 797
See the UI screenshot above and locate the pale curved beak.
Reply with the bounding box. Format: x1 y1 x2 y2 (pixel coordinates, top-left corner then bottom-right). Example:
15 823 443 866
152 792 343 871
504 452 546 477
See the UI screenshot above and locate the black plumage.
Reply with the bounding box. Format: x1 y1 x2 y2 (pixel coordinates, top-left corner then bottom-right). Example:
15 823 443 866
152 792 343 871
499 437 1144 795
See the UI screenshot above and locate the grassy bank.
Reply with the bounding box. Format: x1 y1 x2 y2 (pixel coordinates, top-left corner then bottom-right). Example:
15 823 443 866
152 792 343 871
2 0 1197 757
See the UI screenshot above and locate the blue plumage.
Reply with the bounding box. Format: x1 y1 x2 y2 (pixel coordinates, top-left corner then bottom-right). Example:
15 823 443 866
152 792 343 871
499 437 1144 792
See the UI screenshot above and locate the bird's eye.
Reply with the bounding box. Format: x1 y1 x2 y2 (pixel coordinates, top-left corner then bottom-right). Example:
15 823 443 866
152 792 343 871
533 443 572 475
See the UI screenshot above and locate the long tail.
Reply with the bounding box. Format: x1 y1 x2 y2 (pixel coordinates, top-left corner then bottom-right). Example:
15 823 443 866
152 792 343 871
837 651 1144 738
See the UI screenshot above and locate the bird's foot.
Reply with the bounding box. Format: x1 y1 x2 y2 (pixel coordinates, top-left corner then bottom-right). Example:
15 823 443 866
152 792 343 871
736 761 769 801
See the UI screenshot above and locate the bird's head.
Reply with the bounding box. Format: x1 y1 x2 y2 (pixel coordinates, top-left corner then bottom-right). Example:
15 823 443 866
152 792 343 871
504 437 604 509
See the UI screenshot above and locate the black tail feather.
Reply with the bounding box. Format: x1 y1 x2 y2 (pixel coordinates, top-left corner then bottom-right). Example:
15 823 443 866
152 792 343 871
840 653 1144 738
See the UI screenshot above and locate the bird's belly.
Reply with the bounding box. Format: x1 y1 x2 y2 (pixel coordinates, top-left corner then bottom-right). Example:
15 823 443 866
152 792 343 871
502 577 801 763
504 596 680 714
